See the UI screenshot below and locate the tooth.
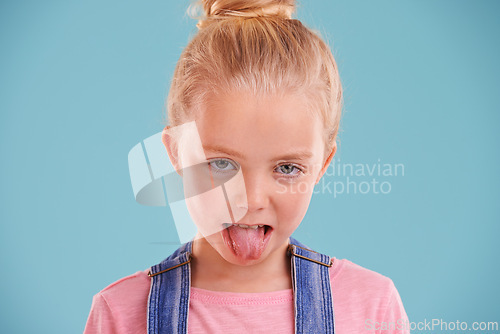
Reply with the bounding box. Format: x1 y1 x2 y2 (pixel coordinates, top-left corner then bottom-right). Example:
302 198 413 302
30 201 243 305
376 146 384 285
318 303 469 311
258 225 263 227
238 224 249 228
249 225 258 229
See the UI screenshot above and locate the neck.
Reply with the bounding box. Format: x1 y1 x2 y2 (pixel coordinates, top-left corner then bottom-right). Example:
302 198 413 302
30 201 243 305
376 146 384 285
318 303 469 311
190 235 292 293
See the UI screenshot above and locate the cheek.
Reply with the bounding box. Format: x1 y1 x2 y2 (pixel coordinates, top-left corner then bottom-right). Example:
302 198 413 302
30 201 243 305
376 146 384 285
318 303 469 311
186 187 232 236
185 168 248 236
274 180 315 230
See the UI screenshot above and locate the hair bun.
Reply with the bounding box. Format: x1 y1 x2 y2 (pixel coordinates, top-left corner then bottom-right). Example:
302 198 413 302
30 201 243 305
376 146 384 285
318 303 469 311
192 0 296 29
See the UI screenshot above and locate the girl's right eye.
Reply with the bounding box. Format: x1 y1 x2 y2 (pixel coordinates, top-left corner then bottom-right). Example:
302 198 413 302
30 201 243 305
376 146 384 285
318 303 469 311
208 158 238 174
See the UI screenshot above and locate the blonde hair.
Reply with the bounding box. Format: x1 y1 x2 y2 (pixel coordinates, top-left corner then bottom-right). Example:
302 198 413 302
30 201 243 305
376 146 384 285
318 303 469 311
167 0 343 154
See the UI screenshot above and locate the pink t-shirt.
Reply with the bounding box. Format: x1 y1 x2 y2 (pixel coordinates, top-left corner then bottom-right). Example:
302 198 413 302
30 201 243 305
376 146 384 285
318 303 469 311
84 258 409 333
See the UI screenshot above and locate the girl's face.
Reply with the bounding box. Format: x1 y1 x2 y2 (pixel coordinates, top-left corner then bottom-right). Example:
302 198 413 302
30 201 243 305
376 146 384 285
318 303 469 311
173 90 335 266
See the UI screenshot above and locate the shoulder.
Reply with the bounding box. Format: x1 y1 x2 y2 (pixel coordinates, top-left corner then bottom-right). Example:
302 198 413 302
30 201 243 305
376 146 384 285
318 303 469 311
328 258 409 333
329 257 397 305
330 258 395 291
99 269 151 291
97 269 151 307
84 269 151 333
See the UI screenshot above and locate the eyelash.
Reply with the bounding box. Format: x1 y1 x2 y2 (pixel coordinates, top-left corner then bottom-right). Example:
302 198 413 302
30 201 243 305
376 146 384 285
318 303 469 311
274 163 304 179
207 158 238 175
207 158 304 179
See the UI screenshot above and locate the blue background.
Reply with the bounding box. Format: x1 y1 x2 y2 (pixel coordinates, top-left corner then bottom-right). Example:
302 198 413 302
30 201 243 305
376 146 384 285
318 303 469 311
1 0 499 332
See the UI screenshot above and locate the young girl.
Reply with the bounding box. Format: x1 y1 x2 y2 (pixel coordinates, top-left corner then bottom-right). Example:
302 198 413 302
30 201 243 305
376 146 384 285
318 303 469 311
84 0 409 333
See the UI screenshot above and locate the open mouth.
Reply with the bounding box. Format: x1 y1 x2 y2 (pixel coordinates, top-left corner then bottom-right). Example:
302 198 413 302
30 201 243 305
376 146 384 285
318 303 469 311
220 223 273 260
222 223 272 233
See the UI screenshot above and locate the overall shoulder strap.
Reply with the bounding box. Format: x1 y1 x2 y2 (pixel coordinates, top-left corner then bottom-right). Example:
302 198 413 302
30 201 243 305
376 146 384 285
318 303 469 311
147 241 192 334
288 237 335 333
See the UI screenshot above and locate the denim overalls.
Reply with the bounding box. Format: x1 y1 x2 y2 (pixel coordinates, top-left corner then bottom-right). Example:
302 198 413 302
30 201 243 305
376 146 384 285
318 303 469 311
147 237 335 333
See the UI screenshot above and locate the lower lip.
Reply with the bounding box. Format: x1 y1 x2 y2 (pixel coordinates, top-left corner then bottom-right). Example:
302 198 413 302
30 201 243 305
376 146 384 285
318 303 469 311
220 225 273 260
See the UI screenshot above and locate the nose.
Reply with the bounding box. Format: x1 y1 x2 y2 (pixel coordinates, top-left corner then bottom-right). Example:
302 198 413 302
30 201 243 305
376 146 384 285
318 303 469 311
236 169 270 212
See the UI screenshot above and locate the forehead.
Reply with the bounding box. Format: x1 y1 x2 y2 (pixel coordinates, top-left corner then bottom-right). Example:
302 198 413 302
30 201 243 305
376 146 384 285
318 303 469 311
193 91 325 160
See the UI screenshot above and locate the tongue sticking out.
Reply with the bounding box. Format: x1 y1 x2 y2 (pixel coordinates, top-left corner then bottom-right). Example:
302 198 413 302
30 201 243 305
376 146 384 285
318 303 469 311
227 225 267 260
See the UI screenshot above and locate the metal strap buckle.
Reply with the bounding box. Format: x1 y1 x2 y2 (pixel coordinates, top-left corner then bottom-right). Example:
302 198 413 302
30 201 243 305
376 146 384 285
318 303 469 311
288 244 333 267
147 252 192 277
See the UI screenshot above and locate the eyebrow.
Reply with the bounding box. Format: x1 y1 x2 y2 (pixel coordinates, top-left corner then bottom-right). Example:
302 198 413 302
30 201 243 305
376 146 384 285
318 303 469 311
203 144 313 162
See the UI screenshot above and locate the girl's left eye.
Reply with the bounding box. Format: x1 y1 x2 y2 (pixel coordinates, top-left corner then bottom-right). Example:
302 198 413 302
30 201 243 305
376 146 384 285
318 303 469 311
275 164 303 177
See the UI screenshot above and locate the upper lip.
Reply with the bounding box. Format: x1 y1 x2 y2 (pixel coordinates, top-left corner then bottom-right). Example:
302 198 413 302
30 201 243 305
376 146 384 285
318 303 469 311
222 223 272 228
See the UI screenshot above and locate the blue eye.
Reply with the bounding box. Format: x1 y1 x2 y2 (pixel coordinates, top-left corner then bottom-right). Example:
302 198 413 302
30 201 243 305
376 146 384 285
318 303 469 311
208 159 238 173
275 164 302 177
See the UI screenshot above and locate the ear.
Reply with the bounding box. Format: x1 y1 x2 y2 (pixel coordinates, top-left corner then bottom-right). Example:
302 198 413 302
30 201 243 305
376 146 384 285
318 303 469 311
161 126 183 176
315 141 337 184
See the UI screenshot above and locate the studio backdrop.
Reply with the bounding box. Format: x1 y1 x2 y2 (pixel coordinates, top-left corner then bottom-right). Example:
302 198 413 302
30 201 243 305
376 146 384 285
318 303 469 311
1 0 499 333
